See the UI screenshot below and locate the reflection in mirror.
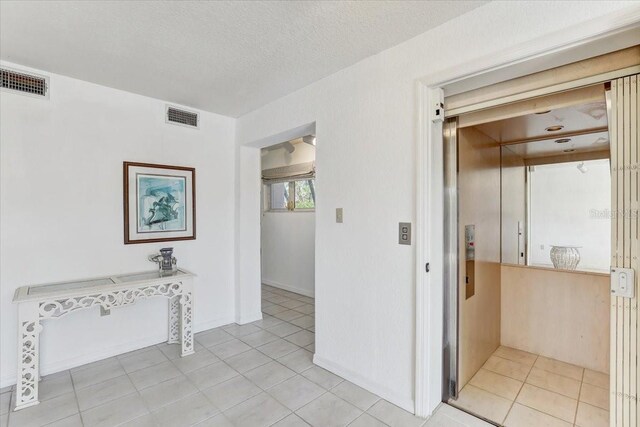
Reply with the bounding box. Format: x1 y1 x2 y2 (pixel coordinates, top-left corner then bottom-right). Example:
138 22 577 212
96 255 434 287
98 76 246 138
500 148 611 272
501 146 526 265
527 159 611 272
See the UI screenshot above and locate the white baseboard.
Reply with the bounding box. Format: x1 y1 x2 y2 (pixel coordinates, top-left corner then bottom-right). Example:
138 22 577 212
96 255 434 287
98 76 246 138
0 315 235 389
262 279 315 298
196 315 235 333
313 354 415 414
236 311 263 325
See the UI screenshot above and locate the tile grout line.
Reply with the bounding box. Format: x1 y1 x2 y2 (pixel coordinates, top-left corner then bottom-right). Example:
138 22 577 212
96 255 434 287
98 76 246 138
96 287 311 426
484 353 528 377
262 287 320 426
117 351 155 426
69 350 150 425
215 361 317 422
496 348 598 384
496 350 602 394
574 369 585 426
68 368 85 426
262 296 315 313
469 349 598 426
501 352 538 425
209 289 315 420
5 386 13 427
520 354 583 425
505 401 574 427
344 411 389 427
140 366 223 427
531 355 593 383
328 379 382 426
199 376 252 412
151 325 280 422
71 373 133 412
131 365 189 420
223 287 317 427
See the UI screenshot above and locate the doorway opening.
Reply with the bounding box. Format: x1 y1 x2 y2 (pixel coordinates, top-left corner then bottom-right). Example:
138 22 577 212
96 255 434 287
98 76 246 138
258 136 316 353
444 83 614 425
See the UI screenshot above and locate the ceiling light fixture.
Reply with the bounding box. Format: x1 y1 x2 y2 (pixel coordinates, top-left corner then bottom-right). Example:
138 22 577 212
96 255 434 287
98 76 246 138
555 138 571 144
545 125 564 132
302 135 316 146
564 149 576 153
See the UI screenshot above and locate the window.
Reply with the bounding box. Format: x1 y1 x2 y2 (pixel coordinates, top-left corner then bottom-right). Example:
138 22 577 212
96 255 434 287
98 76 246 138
294 180 315 209
267 179 315 211
269 181 290 210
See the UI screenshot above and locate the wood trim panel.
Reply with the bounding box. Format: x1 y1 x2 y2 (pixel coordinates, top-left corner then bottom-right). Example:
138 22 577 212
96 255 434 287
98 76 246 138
457 127 502 390
523 150 610 166
446 46 639 114
458 84 606 128
501 264 609 373
500 262 610 277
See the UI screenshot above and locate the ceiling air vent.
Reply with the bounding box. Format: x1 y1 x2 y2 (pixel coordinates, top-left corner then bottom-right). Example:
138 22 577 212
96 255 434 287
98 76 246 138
1 67 49 98
166 105 199 129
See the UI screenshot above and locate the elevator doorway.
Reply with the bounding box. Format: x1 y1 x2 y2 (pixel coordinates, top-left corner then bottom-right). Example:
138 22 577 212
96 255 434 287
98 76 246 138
439 51 639 426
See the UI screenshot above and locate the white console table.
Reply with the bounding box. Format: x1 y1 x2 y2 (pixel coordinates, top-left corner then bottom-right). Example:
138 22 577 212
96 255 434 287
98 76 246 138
12 268 195 411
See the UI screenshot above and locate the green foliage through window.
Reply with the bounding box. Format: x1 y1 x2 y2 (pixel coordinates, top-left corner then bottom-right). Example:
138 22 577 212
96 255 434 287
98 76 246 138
268 179 315 211
295 180 315 209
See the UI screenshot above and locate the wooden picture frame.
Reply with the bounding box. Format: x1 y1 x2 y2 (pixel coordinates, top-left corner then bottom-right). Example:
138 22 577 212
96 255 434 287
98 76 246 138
123 161 196 244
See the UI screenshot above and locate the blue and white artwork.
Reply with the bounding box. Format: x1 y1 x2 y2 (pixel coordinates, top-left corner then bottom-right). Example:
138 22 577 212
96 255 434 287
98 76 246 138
137 174 186 233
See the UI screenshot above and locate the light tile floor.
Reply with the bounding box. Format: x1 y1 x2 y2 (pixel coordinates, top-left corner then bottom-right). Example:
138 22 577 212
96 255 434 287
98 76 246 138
451 346 610 427
0 284 488 427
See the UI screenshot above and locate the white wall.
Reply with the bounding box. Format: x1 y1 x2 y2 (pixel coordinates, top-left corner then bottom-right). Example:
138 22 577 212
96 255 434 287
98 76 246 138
261 141 316 296
261 212 315 297
235 1 637 412
529 159 611 271
0 62 236 387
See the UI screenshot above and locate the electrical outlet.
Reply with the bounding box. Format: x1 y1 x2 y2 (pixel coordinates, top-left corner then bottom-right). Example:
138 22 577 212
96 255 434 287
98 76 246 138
399 222 411 245
336 208 343 223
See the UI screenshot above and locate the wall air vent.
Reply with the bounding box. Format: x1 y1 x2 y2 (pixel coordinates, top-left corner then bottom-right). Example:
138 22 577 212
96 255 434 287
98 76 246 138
166 105 199 129
1 67 49 98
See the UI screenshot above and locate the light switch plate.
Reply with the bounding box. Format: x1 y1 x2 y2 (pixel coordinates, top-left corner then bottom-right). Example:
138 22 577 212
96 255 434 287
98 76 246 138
336 208 343 223
399 222 411 245
611 267 635 298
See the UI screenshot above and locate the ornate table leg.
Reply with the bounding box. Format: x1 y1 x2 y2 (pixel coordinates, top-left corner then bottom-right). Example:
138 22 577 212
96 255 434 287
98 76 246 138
168 296 180 344
15 302 41 411
179 283 194 357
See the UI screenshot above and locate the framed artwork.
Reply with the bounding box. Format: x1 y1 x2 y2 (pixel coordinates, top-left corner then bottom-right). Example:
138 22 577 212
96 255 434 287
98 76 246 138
123 162 196 244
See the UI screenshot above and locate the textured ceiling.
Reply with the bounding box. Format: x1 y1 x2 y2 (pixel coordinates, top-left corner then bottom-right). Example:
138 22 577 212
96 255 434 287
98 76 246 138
0 1 486 117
